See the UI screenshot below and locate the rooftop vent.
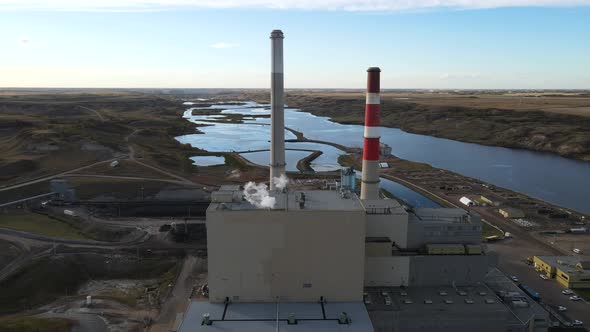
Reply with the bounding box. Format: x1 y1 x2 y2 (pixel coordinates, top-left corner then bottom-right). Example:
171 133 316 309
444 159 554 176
297 192 306 209
338 312 351 325
287 313 297 325
201 313 212 326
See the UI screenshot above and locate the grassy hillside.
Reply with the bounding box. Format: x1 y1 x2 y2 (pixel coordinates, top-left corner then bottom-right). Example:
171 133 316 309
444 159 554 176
0 92 200 185
0 317 71 332
0 212 87 240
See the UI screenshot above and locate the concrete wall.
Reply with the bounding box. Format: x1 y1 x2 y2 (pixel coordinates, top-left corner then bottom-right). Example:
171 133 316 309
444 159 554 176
409 255 489 286
366 242 392 257
364 256 410 287
406 222 481 249
207 209 366 303
366 212 408 248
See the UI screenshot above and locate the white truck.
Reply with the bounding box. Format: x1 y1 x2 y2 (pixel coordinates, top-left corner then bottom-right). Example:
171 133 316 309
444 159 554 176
64 209 77 217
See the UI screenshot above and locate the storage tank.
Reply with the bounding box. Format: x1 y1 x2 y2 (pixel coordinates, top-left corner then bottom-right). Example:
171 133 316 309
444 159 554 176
340 167 356 191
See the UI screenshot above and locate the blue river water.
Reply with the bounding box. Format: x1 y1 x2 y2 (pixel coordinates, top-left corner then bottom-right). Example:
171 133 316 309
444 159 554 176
176 102 590 214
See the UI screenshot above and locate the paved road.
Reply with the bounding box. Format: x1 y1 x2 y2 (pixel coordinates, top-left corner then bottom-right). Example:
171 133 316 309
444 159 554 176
40 312 108 332
0 228 149 248
150 255 205 332
63 174 191 185
0 158 122 192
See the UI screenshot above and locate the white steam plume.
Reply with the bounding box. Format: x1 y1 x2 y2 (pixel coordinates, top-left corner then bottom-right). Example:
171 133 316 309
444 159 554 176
243 181 276 209
272 174 289 191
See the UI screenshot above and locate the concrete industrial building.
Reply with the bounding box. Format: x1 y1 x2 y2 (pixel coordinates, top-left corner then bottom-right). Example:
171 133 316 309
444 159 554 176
499 207 525 219
178 30 553 332
206 189 366 303
534 255 590 289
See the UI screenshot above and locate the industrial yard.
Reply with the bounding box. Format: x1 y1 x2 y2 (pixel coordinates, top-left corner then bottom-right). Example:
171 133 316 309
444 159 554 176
0 14 589 332
1 83 589 330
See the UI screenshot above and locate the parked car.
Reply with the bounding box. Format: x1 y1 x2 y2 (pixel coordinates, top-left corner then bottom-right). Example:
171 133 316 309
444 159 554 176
562 289 574 295
539 274 549 280
573 248 583 254
557 306 567 312
510 276 519 282
570 296 582 301
573 320 584 326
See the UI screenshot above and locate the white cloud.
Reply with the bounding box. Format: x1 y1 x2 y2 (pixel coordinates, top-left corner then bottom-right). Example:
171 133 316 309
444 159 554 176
1 0 589 11
210 42 239 49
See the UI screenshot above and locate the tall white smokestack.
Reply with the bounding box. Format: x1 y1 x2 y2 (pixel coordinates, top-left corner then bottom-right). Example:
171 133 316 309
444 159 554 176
270 29 286 190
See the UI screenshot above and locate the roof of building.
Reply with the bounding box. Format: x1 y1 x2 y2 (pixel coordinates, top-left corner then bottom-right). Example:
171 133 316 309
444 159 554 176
365 285 508 316
536 256 590 275
578 261 590 270
536 255 583 267
483 268 549 324
208 189 364 212
408 208 480 225
178 301 374 332
499 207 524 215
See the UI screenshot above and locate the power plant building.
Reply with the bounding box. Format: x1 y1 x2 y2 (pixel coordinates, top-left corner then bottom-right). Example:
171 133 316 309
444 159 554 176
206 190 366 303
178 30 552 332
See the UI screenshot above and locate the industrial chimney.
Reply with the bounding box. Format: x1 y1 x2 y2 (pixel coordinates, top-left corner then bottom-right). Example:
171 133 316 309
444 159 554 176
360 67 381 200
270 29 286 190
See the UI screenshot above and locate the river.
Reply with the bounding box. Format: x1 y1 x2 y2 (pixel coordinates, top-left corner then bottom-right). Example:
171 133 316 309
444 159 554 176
176 102 590 214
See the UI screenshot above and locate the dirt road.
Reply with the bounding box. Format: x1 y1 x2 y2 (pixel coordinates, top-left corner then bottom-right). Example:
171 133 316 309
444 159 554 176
78 106 105 122
150 255 206 332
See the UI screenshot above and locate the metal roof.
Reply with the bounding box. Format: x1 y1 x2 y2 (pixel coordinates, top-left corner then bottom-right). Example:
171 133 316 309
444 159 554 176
178 301 374 332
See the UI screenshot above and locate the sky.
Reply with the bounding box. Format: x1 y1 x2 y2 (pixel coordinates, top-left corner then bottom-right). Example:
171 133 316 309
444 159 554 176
1 0 589 89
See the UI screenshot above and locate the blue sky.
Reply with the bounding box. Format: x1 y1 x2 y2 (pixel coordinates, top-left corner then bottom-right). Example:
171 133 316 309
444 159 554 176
1 1 589 89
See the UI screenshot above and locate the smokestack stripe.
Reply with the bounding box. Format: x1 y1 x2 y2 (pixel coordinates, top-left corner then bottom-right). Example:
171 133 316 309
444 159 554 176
363 138 380 160
366 93 380 105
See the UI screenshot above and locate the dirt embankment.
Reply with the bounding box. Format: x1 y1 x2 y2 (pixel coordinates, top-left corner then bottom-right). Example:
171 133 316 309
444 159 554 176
242 92 590 162
0 253 180 315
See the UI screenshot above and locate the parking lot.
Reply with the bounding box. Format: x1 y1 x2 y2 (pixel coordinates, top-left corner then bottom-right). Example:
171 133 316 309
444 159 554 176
488 238 590 324
539 233 590 257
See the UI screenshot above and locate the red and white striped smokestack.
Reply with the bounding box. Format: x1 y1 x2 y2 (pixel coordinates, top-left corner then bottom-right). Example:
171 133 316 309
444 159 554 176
360 67 381 200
